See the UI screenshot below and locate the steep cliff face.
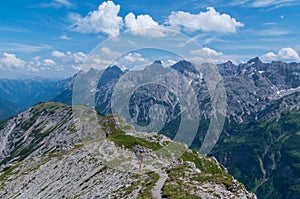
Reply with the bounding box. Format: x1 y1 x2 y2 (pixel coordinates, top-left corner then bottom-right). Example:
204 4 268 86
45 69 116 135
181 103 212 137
0 102 256 199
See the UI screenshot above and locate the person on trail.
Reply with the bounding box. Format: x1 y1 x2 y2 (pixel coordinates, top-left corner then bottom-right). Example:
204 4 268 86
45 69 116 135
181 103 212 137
105 131 109 139
138 149 144 170
134 145 144 169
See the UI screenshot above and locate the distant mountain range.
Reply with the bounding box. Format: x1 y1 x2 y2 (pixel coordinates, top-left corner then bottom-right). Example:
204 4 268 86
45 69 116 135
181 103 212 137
2 57 300 122
0 97 22 121
0 78 65 120
1 58 300 198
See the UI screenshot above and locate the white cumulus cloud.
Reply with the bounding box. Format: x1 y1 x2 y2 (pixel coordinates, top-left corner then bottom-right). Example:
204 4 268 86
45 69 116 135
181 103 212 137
261 47 300 62
51 50 87 72
78 47 121 71
69 2 243 38
116 52 149 70
125 12 166 37
189 47 248 64
27 56 58 72
43 59 56 67
51 50 87 64
190 47 226 63
123 52 145 63
72 52 87 64
167 7 244 33
51 50 65 58
0 52 26 69
70 1 123 36
100 47 121 58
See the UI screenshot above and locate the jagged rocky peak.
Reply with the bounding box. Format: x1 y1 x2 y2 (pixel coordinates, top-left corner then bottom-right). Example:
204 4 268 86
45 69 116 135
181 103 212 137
247 57 262 65
144 60 165 73
83 67 101 77
225 60 234 65
171 60 197 74
153 60 162 65
0 102 256 199
148 60 163 66
97 65 124 85
103 65 123 78
86 65 123 76
217 60 238 76
106 65 123 73
221 60 235 68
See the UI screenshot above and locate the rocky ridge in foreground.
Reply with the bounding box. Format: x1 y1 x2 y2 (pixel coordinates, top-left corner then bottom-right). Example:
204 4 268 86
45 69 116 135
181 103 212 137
0 102 256 198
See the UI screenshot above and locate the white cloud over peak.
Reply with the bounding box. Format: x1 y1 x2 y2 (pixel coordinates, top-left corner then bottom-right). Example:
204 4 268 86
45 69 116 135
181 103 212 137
192 47 224 57
80 47 149 71
100 47 120 58
0 52 26 69
72 52 87 64
0 53 60 75
123 52 146 63
125 12 166 37
80 47 121 71
189 47 250 64
51 50 87 64
116 52 149 70
167 7 244 33
190 47 225 63
43 59 56 67
27 56 58 72
51 50 65 58
261 47 300 62
70 1 123 36
51 50 87 72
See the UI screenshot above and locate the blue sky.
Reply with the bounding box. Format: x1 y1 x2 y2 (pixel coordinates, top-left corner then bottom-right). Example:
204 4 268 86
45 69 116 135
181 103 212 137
0 0 299 79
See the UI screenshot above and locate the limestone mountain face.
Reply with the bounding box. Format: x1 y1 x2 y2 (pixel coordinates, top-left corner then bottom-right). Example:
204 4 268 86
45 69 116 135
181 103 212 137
50 58 300 124
2 58 300 125
217 58 300 122
0 102 256 199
